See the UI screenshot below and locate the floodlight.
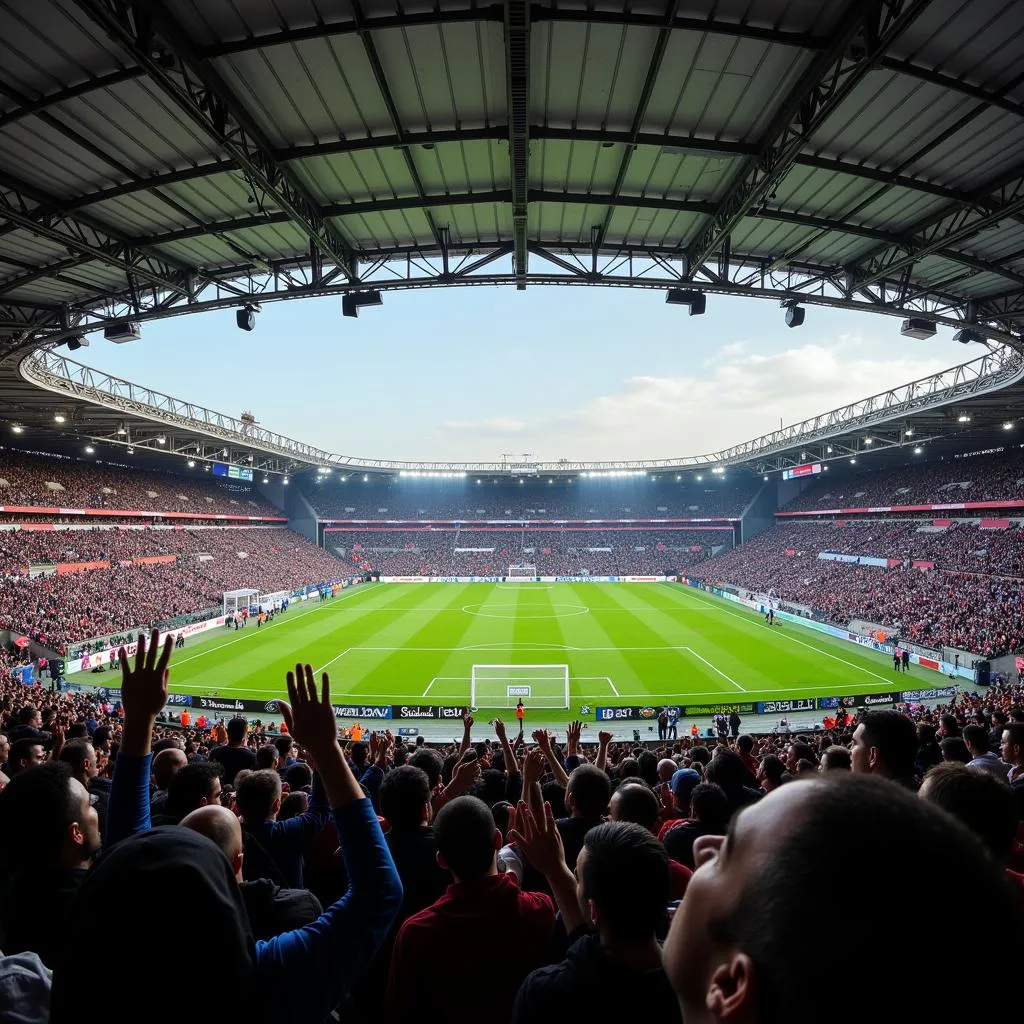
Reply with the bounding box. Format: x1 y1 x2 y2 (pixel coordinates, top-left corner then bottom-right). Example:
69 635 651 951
785 305 805 328
900 317 936 340
954 327 983 345
665 289 706 315
342 290 384 318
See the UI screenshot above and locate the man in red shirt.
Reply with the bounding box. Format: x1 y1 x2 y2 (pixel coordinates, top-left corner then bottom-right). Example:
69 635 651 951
387 795 555 1023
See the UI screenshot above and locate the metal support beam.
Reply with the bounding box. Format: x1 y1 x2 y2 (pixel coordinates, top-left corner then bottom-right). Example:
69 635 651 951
686 0 931 273
593 0 679 254
852 165 1024 289
505 0 531 288
72 0 358 281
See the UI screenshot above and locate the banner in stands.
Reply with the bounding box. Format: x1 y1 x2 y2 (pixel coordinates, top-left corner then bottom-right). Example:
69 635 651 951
777 500 1024 516
900 686 957 703
391 704 468 719
332 704 392 720
756 698 817 714
596 702 754 721
380 574 668 584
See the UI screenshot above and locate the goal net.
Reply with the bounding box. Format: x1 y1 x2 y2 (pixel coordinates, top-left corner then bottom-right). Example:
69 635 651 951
470 664 570 709
223 588 258 616
507 565 537 579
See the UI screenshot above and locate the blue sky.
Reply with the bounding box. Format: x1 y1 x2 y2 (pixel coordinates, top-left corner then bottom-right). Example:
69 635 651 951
77 284 974 462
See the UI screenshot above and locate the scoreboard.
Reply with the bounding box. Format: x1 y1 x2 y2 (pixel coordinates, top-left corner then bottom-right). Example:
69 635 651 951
782 462 822 481
212 462 254 481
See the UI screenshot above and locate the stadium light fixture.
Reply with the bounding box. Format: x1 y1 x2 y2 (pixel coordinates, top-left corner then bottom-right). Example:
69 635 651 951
696 474 703 481
905 428 914 436
826 446 833 453
823 465 829 472
117 423 127 436
126 447 134 455
263 477 269 483
11 424 23 433
363 475 369 481
763 474 769 481
900 317 936 340
1004 421 1014 430
187 459 195 467
65 335 89 352
850 458 857 464
156 435 166 445
785 305 805 328
54 412 66 423
283 477 289 485
957 414 971 423
864 438 872 445
914 446 923 454
954 327 983 345
236 303 260 332
84 445 94 454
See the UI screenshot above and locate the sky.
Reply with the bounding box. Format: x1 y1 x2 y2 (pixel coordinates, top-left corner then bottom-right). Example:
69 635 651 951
75 282 975 463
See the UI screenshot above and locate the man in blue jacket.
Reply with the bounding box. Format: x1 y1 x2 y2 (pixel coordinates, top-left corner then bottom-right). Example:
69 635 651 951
49 632 402 1024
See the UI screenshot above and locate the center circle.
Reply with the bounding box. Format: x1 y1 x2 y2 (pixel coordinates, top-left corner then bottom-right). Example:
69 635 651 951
461 602 590 619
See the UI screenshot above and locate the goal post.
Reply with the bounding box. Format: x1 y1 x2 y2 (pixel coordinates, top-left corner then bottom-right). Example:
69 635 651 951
470 664 570 709
507 564 537 580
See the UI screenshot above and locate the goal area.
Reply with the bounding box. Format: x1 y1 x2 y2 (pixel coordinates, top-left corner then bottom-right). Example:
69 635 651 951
470 664 570 709
506 565 537 580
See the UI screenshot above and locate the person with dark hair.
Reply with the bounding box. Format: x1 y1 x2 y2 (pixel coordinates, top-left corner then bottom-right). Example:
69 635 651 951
663 783 730 870
50 636 403 1024
940 736 971 764
963 724 1008 780
784 740 814 774
409 747 443 790
850 709 919 788
938 712 960 738
509 806 680 1023
6 738 45 776
58 738 106 837
151 761 223 826
820 746 851 772
274 734 298 771
283 761 312 792
209 715 256 785
704 749 761 817
609 783 691 898
380 765 450 916
236 765 331 888
277 791 308 820
557 763 611 870
7 706 46 744
663 775 1024 1023
255 743 280 771
0 761 101 965
999 722 1024 784
387 796 555 1023
919 763 1020 884
735 735 758 779
756 754 787 793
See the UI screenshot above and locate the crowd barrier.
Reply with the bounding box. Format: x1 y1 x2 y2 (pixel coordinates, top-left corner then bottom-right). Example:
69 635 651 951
379 575 674 583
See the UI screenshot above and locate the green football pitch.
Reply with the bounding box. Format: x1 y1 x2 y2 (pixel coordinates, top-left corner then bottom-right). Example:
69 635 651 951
162 581 915 720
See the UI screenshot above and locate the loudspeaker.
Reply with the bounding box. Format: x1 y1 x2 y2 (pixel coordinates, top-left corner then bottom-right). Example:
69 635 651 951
975 660 991 686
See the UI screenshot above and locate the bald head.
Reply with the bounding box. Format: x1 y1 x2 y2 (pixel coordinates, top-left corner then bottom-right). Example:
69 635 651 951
152 748 187 790
657 758 677 783
180 805 244 881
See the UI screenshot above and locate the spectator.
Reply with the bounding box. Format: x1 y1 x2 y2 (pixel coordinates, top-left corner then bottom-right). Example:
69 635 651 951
704 749 761 817
850 710 919 788
180 804 323 940
49 639 403 1024
556 764 611 871
915 722 942 776
963 724 1009 780
151 761 222 826
210 716 257 785
663 783 730 871
150 746 186 812
819 745 851 772
662 775 1023 1021
57 739 105 836
510 810 681 1023
918 763 1021 888
235 768 331 889
6 739 45 776
1000 722 1024 784
387 796 555 1023
756 754 786 793
0 761 100 966
608 782 691 898
940 736 972 764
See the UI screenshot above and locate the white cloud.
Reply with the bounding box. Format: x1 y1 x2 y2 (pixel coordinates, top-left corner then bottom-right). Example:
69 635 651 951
430 339 957 460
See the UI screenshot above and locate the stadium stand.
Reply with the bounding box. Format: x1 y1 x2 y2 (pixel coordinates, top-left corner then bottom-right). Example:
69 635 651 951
691 521 1024 657
0 528 349 651
328 527 732 577
781 449 1024 512
0 452 282 518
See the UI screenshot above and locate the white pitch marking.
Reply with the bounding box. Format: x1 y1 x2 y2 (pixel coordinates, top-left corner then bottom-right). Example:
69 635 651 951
683 646 746 692
313 648 352 676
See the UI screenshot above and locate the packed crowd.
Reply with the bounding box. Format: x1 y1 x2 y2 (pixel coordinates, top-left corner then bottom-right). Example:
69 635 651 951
0 639 1020 1022
332 528 732 577
0 528 350 650
783 448 1024 511
0 452 282 517
305 478 758 520
692 523 1024 656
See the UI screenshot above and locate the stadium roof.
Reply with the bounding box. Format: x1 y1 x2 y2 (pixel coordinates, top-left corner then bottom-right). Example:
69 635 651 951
1 0 1023 473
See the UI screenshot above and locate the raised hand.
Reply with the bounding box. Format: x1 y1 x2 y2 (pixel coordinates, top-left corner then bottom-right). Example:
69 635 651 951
598 730 613 746
463 711 474 730
508 800 566 877
522 747 545 790
119 629 173 721
277 664 337 758
450 756 481 793
532 728 552 750
493 718 507 741
567 720 582 755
